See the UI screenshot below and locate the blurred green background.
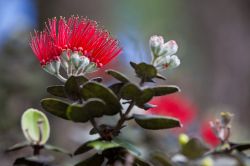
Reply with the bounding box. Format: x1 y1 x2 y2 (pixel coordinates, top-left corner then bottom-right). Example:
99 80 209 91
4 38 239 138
1 0 250 165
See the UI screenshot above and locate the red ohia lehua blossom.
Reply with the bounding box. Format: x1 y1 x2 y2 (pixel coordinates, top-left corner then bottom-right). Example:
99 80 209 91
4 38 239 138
201 121 220 147
148 94 197 127
30 16 122 82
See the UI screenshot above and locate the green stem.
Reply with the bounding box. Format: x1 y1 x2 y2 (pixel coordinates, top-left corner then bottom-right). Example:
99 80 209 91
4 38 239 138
90 118 103 138
115 101 135 132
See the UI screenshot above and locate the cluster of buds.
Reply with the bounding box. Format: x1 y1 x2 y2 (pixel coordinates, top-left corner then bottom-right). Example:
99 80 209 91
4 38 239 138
210 112 234 144
30 16 122 82
149 35 180 71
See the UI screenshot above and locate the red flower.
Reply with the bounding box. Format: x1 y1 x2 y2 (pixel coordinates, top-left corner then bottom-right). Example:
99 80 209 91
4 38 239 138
201 121 220 147
30 16 122 67
148 94 197 126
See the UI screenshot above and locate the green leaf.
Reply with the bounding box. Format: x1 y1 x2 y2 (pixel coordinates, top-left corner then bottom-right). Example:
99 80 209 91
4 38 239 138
21 108 50 144
41 98 69 120
74 139 99 155
47 85 66 98
67 99 106 122
88 140 120 151
109 83 125 96
6 141 30 152
106 69 129 83
120 83 155 107
14 156 53 166
75 153 104 166
152 85 180 96
113 138 141 156
65 76 88 100
134 156 152 166
120 83 141 101
181 138 209 159
80 82 121 115
156 74 167 80
133 114 182 130
151 152 173 166
230 142 250 152
140 103 157 110
90 77 103 82
130 62 157 82
44 144 72 156
136 88 154 106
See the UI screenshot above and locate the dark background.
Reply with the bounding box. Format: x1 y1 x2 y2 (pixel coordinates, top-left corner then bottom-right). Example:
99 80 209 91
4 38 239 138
1 0 250 165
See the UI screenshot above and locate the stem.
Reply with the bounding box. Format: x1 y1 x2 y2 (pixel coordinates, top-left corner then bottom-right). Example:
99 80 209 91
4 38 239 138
55 74 67 82
115 101 135 132
90 118 103 138
33 145 41 156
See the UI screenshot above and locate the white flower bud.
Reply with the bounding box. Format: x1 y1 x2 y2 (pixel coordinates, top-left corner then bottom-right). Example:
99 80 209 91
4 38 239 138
70 52 81 68
149 35 164 48
159 40 178 56
168 55 181 69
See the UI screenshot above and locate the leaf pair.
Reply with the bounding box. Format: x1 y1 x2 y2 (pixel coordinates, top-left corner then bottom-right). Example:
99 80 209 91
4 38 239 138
120 83 180 107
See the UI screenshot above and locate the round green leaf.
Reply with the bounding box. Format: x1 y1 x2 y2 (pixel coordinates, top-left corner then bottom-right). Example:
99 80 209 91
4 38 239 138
65 76 88 101
41 98 69 120
67 99 106 122
47 85 66 98
133 114 182 130
120 83 141 101
80 82 121 115
21 108 50 145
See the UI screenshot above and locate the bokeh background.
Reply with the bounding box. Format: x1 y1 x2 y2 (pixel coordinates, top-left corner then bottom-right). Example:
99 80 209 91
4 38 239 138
1 0 250 165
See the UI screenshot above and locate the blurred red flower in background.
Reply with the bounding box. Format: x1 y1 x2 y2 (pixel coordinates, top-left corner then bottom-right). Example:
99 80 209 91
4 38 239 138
148 94 197 126
201 121 220 147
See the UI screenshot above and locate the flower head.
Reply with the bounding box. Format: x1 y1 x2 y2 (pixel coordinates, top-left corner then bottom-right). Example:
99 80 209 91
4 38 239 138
30 16 122 81
201 121 220 147
148 94 197 126
149 35 180 71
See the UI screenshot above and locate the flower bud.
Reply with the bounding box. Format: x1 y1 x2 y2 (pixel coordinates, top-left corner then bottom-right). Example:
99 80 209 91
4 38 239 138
179 134 190 146
159 40 178 56
168 55 181 69
220 112 233 127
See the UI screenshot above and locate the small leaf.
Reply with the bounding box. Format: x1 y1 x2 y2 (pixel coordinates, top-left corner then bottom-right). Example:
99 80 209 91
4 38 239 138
230 142 250 152
156 74 167 80
113 138 141 156
133 114 182 130
152 85 180 96
80 82 121 115
88 140 120 151
41 98 69 120
130 62 157 82
75 153 104 166
182 138 209 159
120 83 141 101
6 141 30 152
151 152 174 166
74 139 99 155
14 156 54 166
90 77 103 82
134 156 151 166
67 99 105 123
140 103 157 110
106 69 129 83
44 144 72 156
21 108 50 144
108 82 125 97
65 76 88 100
136 88 154 106
47 85 66 98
